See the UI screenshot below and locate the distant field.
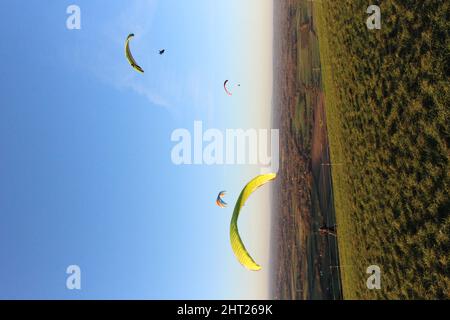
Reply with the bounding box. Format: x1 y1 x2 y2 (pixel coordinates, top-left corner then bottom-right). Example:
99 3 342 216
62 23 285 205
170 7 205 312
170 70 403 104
314 1 449 299
272 0 342 300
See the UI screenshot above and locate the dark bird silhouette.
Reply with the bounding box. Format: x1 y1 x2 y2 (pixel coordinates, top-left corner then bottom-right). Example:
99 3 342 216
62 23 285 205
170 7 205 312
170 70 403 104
159 49 165 55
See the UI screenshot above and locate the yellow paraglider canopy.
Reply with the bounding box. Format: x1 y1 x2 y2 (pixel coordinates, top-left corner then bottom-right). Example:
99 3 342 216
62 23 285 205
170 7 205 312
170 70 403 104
230 173 276 271
125 33 144 73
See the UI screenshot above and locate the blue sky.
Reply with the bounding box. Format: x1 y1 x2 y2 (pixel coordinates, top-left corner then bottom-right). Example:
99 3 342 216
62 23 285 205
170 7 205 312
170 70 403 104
0 0 273 299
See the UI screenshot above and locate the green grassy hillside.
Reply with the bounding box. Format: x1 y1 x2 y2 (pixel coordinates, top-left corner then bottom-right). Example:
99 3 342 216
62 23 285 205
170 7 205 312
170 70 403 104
314 0 449 299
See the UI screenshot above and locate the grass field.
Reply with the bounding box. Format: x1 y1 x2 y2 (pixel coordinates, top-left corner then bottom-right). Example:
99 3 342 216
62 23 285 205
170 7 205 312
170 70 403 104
313 1 449 299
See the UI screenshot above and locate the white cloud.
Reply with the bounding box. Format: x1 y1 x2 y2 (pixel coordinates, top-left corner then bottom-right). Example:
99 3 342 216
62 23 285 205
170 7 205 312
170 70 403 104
75 0 176 111
71 0 217 122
